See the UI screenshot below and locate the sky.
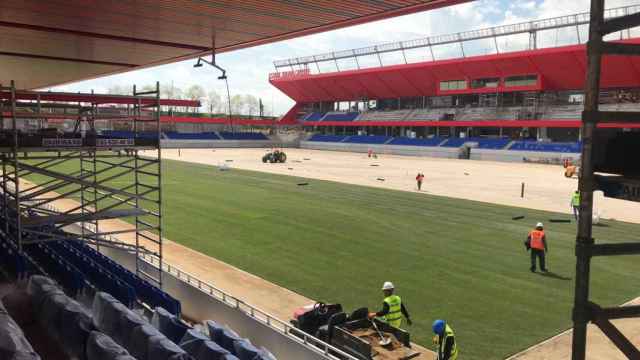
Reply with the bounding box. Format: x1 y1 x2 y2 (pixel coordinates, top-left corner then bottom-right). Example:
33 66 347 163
51 0 640 116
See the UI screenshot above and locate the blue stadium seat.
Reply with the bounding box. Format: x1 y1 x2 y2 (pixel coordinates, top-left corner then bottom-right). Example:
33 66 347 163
307 134 347 142
322 112 359 121
304 112 325 121
343 135 390 144
509 141 582 153
219 132 268 140
165 132 221 140
388 137 444 146
151 307 190 344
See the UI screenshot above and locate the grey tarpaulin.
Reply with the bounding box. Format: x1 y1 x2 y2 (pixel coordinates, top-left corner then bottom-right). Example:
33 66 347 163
0 300 40 360
38 291 69 336
151 307 190 344
129 324 161 360
233 339 260 360
209 323 242 354
94 293 128 338
180 329 230 360
59 299 94 359
114 308 146 347
146 335 191 360
86 331 130 360
92 292 118 330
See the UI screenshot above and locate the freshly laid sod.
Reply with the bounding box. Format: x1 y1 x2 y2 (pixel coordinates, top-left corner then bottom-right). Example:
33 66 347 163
27 157 640 359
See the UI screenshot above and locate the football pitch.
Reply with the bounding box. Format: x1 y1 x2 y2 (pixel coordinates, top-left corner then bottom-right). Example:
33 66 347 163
27 156 640 359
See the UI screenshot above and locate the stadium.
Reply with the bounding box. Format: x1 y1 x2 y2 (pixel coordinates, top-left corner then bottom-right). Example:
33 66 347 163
1 1 639 360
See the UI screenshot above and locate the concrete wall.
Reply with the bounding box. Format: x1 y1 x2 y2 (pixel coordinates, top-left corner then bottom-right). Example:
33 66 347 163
471 149 581 163
300 141 461 158
100 247 335 360
300 141 581 164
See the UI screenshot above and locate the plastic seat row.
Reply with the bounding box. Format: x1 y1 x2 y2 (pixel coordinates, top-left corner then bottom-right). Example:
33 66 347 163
47 241 136 307
0 238 27 277
509 141 582 153
219 132 269 140
24 244 85 296
27 275 133 360
66 240 181 315
388 137 444 146
343 135 391 144
94 291 192 360
307 134 348 142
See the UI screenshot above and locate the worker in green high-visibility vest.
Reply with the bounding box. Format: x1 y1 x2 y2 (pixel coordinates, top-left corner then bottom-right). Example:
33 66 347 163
368 281 412 329
571 190 581 221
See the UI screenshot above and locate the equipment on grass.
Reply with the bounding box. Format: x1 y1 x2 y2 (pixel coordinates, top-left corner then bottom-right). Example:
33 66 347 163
371 319 392 346
262 149 287 163
291 303 419 359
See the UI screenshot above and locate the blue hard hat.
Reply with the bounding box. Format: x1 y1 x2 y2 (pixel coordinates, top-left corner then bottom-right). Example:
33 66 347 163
432 319 445 335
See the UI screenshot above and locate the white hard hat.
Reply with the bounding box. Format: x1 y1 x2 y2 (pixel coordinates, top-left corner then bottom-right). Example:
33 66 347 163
536 222 544 228
382 281 394 290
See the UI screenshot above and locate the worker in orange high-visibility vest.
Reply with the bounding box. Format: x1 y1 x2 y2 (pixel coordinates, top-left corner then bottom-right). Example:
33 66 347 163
525 222 548 273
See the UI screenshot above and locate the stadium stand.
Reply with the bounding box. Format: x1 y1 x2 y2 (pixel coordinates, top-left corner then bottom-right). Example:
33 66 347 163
509 141 582 153
321 112 359 121
355 109 411 121
304 112 325 121
343 135 391 144
307 134 348 142
388 137 445 146
219 132 269 140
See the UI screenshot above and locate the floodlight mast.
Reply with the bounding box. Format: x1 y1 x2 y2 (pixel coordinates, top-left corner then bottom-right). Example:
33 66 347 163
193 34 234 131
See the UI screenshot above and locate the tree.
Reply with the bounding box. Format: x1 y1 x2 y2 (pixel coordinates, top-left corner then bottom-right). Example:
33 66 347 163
107 85 128 95
229 94 244 115
206 89 222 114
185 85 206 113
243 95 260 117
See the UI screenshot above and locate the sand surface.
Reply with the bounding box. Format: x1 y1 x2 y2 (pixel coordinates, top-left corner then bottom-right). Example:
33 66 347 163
150 148 640 224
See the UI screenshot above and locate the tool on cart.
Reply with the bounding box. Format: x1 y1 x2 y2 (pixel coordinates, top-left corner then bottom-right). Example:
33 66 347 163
371 319 392 346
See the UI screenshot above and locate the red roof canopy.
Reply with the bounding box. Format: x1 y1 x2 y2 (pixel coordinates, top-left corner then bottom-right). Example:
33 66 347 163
0 0 470 89
270 39 640 102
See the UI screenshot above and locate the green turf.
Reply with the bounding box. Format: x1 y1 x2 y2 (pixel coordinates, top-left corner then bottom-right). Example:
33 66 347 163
26 156 640 359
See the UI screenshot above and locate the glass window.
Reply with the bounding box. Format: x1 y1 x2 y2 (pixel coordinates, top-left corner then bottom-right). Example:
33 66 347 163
471 78 500 89
440 80 467 91
505 75 538 87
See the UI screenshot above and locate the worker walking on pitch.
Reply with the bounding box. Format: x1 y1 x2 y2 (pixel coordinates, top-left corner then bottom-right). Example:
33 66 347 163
525 222 548 273
368 281 412 329
416 172 425 191
571 190 581 220
432 319 458 360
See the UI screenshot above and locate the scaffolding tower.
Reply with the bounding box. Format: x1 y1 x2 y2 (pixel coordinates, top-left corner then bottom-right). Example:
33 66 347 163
573 1 640 359
0 81 175 288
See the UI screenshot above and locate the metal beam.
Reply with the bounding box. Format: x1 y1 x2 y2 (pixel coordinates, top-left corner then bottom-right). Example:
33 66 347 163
590 242 640 256
601 12 640 35
593 304 640 320
0 51 137 67
274 4 640 70
601 41 640 56
0 21 210 51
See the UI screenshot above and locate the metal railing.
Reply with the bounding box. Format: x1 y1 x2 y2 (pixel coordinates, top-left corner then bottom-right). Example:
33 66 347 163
139 252 359 360
20 194 358 360
272 4 640 73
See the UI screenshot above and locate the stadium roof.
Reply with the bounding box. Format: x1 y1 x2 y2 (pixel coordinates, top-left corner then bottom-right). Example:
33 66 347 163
0 0 470 90
269 39 640 103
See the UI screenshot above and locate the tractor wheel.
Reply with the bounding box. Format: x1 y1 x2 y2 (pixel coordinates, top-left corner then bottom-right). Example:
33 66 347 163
262 156 268 163
279 153 287 163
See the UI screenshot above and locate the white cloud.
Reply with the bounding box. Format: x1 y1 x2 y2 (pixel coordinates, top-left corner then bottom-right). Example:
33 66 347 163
52 0 640 115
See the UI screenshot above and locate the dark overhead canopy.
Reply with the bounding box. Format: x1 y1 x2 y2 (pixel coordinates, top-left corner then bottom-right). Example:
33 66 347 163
0 0 471 90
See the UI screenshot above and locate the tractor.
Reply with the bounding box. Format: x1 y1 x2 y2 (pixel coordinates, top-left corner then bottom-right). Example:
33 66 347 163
262 149 287 163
